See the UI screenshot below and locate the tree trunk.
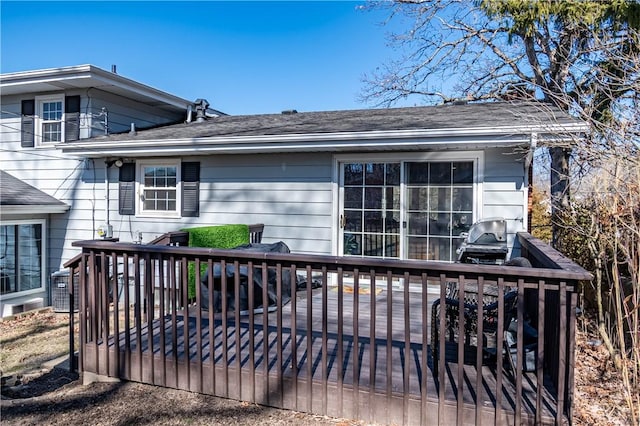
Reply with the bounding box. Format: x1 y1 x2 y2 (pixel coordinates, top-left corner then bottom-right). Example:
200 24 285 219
549 146 572 249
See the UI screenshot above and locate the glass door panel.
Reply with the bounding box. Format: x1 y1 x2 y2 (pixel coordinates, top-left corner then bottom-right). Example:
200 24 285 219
405 161 473 261
341 162 400 258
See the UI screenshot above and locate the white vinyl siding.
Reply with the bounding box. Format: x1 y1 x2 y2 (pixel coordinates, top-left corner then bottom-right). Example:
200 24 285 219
0 92 190 275
482 147 527 252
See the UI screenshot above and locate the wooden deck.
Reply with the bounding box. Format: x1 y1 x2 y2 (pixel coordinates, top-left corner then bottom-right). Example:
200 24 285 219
69 235 591 424
84 286 560 425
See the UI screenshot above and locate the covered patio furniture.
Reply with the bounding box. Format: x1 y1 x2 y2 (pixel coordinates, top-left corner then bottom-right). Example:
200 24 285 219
200 241 293 314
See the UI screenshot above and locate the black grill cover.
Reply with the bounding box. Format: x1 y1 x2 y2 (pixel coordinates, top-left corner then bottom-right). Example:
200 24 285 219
200 241 293 313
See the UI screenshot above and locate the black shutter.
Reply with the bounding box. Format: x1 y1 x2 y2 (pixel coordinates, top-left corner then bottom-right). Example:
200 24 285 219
65 96 81 142
181 162 200 217
119 162 136 215
21 100 35 148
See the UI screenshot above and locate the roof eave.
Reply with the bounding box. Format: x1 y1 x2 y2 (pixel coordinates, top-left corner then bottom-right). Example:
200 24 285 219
57 123 588 158
0 204 70 215
0 64 192 110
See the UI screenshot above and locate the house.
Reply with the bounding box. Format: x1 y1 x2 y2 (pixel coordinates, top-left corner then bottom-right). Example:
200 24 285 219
58 101 586 261
2 65 592 423
0 64 215 316
1 67 588 315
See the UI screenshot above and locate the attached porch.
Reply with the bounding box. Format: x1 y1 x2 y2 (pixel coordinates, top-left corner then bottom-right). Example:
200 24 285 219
66 233 590 425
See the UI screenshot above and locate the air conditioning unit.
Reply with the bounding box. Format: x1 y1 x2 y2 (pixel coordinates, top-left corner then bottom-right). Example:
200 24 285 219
51 270 79 313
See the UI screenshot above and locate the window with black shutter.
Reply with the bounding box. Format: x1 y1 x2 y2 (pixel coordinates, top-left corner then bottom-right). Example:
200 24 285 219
119 160 200 217
21 100 35 148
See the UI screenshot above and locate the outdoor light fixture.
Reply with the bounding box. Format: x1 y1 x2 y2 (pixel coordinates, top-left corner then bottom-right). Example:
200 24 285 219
106 158 124 168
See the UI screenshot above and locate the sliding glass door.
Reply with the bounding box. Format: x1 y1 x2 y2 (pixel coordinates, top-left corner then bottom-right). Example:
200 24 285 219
339 160 474 262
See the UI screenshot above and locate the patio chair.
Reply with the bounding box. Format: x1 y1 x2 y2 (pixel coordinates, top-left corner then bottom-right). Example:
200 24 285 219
431 286 519 376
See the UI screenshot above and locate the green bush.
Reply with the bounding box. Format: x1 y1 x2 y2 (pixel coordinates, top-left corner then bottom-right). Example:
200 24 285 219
181 225 250 299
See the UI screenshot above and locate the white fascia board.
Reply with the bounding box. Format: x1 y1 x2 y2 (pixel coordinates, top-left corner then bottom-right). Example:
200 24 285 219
88 67 192 109
1 205 69 215
1 64 92 81
59 137 530 157
1 64 191 109
57 122 587 157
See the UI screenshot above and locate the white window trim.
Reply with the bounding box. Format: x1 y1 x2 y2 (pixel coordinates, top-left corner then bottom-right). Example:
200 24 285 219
34 94 65 147
136 159 182 218
331 151 484 258
0 219 47 301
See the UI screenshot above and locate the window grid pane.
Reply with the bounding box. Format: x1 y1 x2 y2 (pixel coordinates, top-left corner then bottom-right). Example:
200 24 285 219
405 161 473 261
41 100 63 143
343 162 400 259
143 189 177 211
1 224 42 294
42 101 62 120
43 122 61 142
142 165 178 213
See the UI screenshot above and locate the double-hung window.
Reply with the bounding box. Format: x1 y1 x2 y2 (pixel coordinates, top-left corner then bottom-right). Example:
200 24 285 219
119 160 200 218
138 161 180 217
41 100 63 142
21 95 80 148
35 95 64 145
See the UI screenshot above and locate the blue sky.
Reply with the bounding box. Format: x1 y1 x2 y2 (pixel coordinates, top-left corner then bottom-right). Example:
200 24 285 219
1 1 408 115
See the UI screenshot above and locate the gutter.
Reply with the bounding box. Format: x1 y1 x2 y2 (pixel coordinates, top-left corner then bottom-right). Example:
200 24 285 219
57 123 588 158
1 205 70 214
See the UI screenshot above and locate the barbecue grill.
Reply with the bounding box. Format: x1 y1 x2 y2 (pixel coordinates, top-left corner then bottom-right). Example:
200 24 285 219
456 218 508 264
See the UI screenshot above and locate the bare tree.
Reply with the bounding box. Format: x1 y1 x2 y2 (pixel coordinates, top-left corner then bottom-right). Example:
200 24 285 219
363 1 640 420
361 0 640 247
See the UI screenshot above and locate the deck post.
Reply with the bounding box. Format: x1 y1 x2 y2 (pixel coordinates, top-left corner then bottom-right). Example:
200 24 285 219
68 264 76 373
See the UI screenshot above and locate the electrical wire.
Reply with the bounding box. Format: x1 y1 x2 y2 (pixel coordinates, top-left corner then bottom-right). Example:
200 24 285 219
51 160 87 198
2 109 120 138
0 145 84 161
1 106 184 149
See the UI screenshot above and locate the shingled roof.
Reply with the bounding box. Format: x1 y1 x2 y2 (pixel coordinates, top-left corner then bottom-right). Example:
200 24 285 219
58 101 587 158
0 170 69 214
87 101 584 142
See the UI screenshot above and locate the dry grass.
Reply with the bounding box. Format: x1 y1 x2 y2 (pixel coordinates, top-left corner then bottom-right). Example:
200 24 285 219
0 309 75 376
0 309 632 425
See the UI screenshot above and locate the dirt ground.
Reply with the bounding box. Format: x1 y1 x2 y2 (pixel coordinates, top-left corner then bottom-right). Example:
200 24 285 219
0 310 633 425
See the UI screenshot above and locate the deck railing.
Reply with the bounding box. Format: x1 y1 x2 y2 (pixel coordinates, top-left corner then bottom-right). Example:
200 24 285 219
65 233 590 425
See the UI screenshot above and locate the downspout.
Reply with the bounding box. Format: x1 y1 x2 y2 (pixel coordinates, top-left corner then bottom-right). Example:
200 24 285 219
105 161 110 233
525 133 537 234
97 160 113 239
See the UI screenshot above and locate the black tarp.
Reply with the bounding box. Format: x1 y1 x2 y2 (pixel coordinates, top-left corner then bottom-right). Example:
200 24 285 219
200 241 293 313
